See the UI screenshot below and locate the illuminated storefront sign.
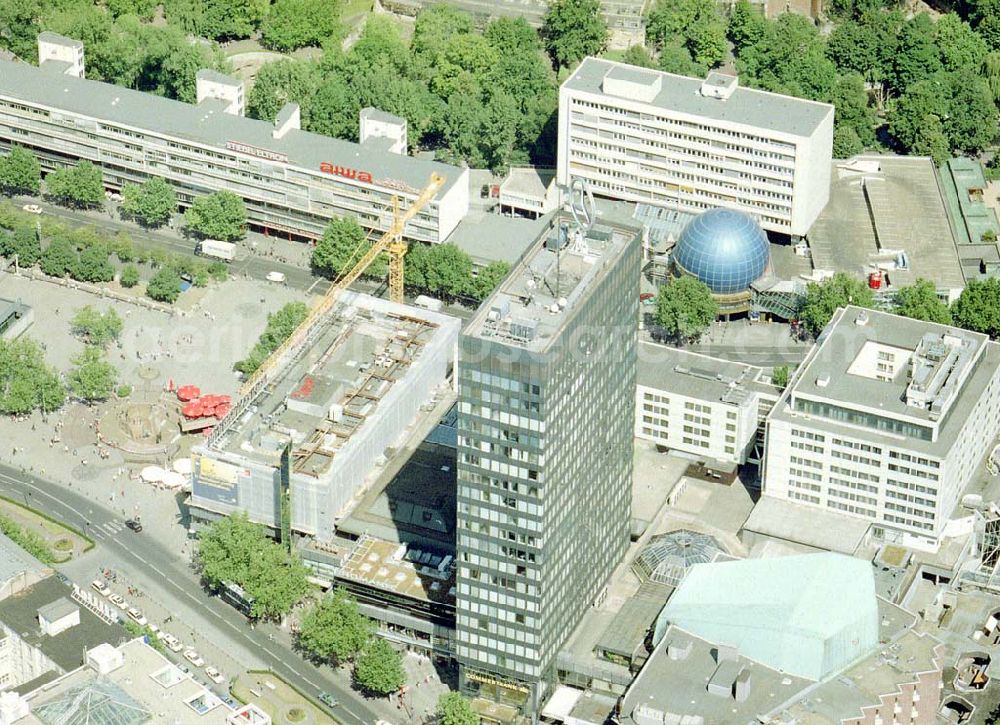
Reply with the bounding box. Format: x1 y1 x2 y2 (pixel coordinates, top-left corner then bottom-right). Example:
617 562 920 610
225 140 288 163
319 162 373 184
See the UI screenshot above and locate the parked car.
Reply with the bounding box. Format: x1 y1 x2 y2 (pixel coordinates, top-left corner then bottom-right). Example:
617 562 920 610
125 518 142 532
204 666 225 684
265 271 286 283
91 580 111 597
162 634 183 652
126 608 147 626
318 692 339 708
21 204 42 214
108 594 128 610
148 624 160 638
183 649 205 667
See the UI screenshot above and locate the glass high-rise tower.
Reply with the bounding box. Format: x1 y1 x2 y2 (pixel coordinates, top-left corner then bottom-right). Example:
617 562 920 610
454 214 639 713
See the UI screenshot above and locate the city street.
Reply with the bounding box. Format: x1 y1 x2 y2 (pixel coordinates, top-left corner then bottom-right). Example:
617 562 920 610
0 463 378 725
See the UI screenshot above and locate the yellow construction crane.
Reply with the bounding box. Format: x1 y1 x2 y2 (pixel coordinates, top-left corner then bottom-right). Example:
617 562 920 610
237 172 446 398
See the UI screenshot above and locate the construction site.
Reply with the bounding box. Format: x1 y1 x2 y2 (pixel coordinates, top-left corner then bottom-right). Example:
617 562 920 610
187 290 459 541
186 174 462 543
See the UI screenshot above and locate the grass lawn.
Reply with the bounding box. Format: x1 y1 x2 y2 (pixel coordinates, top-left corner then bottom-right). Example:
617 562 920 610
233 671 338 725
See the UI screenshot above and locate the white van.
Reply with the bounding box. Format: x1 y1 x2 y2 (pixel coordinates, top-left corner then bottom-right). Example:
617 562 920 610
266 271 286 284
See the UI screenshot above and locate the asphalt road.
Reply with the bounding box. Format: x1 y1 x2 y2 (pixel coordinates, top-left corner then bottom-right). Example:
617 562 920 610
0 463 376 725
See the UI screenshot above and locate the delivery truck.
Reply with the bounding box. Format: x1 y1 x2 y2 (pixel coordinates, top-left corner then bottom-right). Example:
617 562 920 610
194 239 236 261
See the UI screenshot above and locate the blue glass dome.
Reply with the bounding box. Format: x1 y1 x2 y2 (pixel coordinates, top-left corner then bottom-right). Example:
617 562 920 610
673 208 770 294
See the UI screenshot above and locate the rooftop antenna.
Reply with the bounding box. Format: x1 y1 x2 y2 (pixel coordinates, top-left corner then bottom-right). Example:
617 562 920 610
567 177 595 255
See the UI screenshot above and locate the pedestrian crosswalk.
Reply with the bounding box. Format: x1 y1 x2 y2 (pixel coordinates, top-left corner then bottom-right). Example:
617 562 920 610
100 521 125 535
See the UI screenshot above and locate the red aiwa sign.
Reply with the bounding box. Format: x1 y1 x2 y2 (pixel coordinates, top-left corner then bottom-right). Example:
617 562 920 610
319 162 373 184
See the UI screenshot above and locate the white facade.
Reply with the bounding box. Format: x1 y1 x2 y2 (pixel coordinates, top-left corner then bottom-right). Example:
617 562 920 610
359 108 408 155
37 33 84 78
0 38 469 244
0 626 57 693
557 58 834 237
195 70 244 117
636 343 777 465
764 308 1000 548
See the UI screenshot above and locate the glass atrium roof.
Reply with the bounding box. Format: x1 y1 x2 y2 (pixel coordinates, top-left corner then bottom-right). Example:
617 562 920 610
632 529 724 586
33 679 151 725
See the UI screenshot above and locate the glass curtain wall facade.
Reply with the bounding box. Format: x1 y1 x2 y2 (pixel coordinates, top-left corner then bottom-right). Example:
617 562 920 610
454 227 639 713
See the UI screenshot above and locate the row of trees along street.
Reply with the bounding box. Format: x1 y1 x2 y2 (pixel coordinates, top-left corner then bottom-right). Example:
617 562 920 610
653 272 1000 347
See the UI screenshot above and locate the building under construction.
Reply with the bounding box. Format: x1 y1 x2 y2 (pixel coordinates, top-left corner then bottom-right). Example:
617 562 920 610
187 292 459 542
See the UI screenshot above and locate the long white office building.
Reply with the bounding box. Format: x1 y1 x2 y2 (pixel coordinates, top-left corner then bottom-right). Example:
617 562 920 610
557 57 834 237
0 34 469 243
763 307 1000 550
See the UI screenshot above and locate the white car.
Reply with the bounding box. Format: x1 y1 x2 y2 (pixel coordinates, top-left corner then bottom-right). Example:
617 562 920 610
148 624 160 638
21 204 42 215
183 650 205 667
126 608 147 626
162 634 183 652
204 666 225 684
266 271 286 283
108 594 128 610
91 580 111 597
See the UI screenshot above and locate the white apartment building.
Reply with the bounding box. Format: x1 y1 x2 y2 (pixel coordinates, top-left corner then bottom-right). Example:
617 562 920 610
0 36 469 243
764 307 1000 549
557 58 834 237
636 342 778 465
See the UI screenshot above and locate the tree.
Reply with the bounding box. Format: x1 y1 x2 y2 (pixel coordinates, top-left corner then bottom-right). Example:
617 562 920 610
71 306 124 347
353 638 405 696
542 0 607 69
68 345 117 402
911 113 951 163
953 278 1000 338
165 0 270 40
892 13 942 92
247 59 321 122
120 264 140 288
728 0 767 52
40 237 76 277
941 70 997 155
423 244 473 298
73 244 115 283
437 693 479 725
655 277 718 342
833 125 864 158
45 161 104 209
121 177 177 228
185 191 247 241
298 588 375 663
197 513 309 620
799 272 875 336
889 79 946 152
311 217 386 280
829 73 876 150
647 0 726 67
736 13 837 100
235 302 309 376
146 267 182 303
772 365 790 389
0 145 40 195
894 279 951 324
106 0 157 19
261 0 343 52
468 261 511 301
4 224 41 266
935 13 987 74
658 42 708 77
622 44 656 68
0 337 65 415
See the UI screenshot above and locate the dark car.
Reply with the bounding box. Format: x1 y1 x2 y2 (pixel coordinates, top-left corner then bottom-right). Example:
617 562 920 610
317 692 338 708
125 519 143 532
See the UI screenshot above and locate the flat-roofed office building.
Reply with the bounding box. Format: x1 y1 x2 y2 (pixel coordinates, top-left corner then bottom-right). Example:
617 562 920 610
763 306 1000 550
557 57 834 237
455 216 640 713
0 35 469 242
